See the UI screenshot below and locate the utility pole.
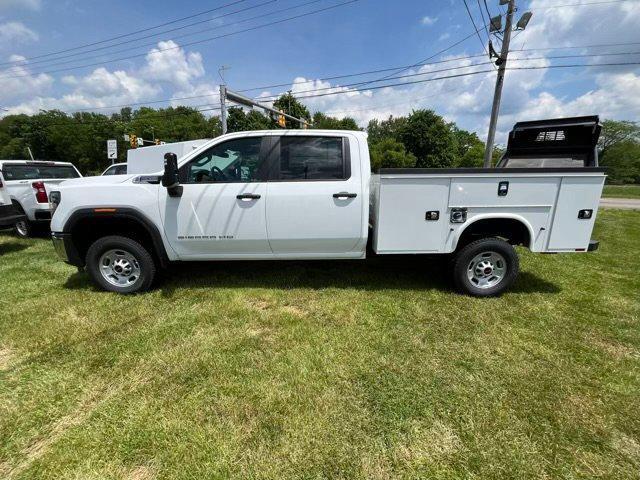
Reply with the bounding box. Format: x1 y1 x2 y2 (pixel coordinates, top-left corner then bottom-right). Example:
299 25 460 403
220 84 228 135
484 0 516 168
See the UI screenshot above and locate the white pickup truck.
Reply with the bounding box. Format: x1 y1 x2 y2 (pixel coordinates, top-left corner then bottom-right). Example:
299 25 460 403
0 160 82 237
49 125 605 296
0 169 25 230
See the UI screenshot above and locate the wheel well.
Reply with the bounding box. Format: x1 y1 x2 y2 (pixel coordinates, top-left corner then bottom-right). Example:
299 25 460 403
69 216 162 266
456 218 531 250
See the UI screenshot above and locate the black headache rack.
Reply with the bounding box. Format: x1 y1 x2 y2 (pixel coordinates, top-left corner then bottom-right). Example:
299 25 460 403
497 115 602 168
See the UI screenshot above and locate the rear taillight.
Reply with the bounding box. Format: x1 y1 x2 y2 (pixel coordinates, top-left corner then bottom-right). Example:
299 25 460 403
32 181 48 203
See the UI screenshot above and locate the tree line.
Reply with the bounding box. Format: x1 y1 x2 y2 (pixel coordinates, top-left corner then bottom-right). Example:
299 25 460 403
0 92 637 183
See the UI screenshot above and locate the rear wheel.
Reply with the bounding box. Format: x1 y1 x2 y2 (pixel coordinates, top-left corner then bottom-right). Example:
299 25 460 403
85 236 156 294
13 204 32 238
452 237 519 297
14 218 32 238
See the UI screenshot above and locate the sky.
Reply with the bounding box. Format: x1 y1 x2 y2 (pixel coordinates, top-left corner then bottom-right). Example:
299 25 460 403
1 0 639 142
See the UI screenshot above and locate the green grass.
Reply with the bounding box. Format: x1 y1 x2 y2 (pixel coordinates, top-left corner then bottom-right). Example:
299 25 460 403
1 210 639 479
603 185 640 199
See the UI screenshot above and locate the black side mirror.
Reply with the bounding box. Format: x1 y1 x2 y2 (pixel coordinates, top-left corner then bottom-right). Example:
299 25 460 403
162 152 183 197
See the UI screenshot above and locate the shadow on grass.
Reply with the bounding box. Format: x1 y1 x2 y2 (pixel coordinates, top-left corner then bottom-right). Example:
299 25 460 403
0 242 29 255
63 255 560 296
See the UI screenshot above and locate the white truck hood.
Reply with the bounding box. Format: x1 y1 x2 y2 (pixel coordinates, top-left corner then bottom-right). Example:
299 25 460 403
58 175 137 188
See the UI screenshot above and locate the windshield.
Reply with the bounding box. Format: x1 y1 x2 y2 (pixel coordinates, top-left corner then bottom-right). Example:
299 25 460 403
1 164 80 181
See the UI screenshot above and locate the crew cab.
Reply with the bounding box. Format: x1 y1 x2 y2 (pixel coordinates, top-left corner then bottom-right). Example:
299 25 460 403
49 124 605 296
0 160 82 237
0 168 25 231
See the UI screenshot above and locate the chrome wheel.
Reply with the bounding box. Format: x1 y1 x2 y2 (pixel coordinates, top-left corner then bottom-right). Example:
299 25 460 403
466 251 507 290
99 249 141 287
15 220 29 237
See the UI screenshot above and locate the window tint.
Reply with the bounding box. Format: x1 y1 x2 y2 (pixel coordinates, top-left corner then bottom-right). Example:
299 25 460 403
103 165 127 175
2 164 80 180
180 137 264 183
279 137 345 180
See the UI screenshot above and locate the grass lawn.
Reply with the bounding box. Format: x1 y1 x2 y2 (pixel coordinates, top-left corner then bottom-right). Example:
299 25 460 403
1 209 639 479
603 185 640 199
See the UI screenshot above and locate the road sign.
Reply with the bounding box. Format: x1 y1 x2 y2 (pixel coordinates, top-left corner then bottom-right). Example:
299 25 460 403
107 139 117 162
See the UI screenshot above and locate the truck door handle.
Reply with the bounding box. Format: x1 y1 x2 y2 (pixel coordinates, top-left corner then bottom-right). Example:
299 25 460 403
236 194 261 200
333 192 357 199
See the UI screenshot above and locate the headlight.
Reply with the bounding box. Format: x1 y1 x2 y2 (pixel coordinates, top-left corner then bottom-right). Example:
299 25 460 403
49 190 61 212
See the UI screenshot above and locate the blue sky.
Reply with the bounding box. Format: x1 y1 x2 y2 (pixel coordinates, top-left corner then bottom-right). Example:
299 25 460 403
1 0 639 141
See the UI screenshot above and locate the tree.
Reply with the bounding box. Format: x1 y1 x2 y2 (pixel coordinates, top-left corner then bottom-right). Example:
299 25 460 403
311 112 359 130
272 92 311 129
366 116 407 145
599 120 640 157
369 138 417 172
398 110 457 168
452 127 485 167
601 141 640 184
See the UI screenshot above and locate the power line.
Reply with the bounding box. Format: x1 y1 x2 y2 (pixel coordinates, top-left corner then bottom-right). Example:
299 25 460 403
4 61 639 125
0 0 359 81
1 0 331 75
462 0 491 58
257 61 496 101
64 53 489 114
476 0 491 43
7 48 640 116
4 0 250 65
1 0 328 72
0 0 277 70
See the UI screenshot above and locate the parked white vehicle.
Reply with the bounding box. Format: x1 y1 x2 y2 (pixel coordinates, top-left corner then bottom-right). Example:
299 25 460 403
49 122 605 296
0 160 82 237
101 163 127 176
0 168 25 230
126 140 209 174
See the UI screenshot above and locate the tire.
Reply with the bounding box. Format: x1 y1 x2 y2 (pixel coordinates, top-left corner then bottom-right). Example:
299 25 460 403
452 237 519 297
14 218 32 238
12 203 32 238
85 236 156 294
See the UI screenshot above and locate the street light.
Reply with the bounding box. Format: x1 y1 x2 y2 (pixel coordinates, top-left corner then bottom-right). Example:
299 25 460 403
516 12 533 30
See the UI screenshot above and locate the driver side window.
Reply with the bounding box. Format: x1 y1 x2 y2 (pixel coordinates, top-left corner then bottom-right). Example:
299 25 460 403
180 137 265 184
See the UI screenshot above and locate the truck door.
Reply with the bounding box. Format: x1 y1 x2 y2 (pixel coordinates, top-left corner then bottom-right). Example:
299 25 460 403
159 136 273 259
265 135 364 256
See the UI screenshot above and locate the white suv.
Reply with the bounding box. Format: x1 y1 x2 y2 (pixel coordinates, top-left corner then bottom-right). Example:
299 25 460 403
0 160 82 237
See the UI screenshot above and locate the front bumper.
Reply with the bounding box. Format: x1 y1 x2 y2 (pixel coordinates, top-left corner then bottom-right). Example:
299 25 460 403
51 232 83 266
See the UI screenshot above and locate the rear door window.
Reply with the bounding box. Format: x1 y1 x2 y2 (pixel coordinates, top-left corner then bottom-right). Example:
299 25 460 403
278 137 347 180
2 164 80 180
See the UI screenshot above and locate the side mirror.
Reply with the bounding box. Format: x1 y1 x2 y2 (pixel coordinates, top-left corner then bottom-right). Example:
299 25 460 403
162 152 183 197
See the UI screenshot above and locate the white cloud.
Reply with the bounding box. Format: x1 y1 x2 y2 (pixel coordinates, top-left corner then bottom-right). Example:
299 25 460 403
0 55 53 105
0 22 38 45
0 41 212 116
141 40 205 90
421 16 437 26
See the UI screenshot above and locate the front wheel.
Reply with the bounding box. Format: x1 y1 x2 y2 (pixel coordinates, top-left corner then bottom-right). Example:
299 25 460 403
452 237 519 297
85 236 156 294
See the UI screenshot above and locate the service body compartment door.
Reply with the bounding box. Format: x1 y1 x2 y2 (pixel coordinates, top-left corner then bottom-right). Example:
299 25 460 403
375 177 450 253
547 176 604 251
